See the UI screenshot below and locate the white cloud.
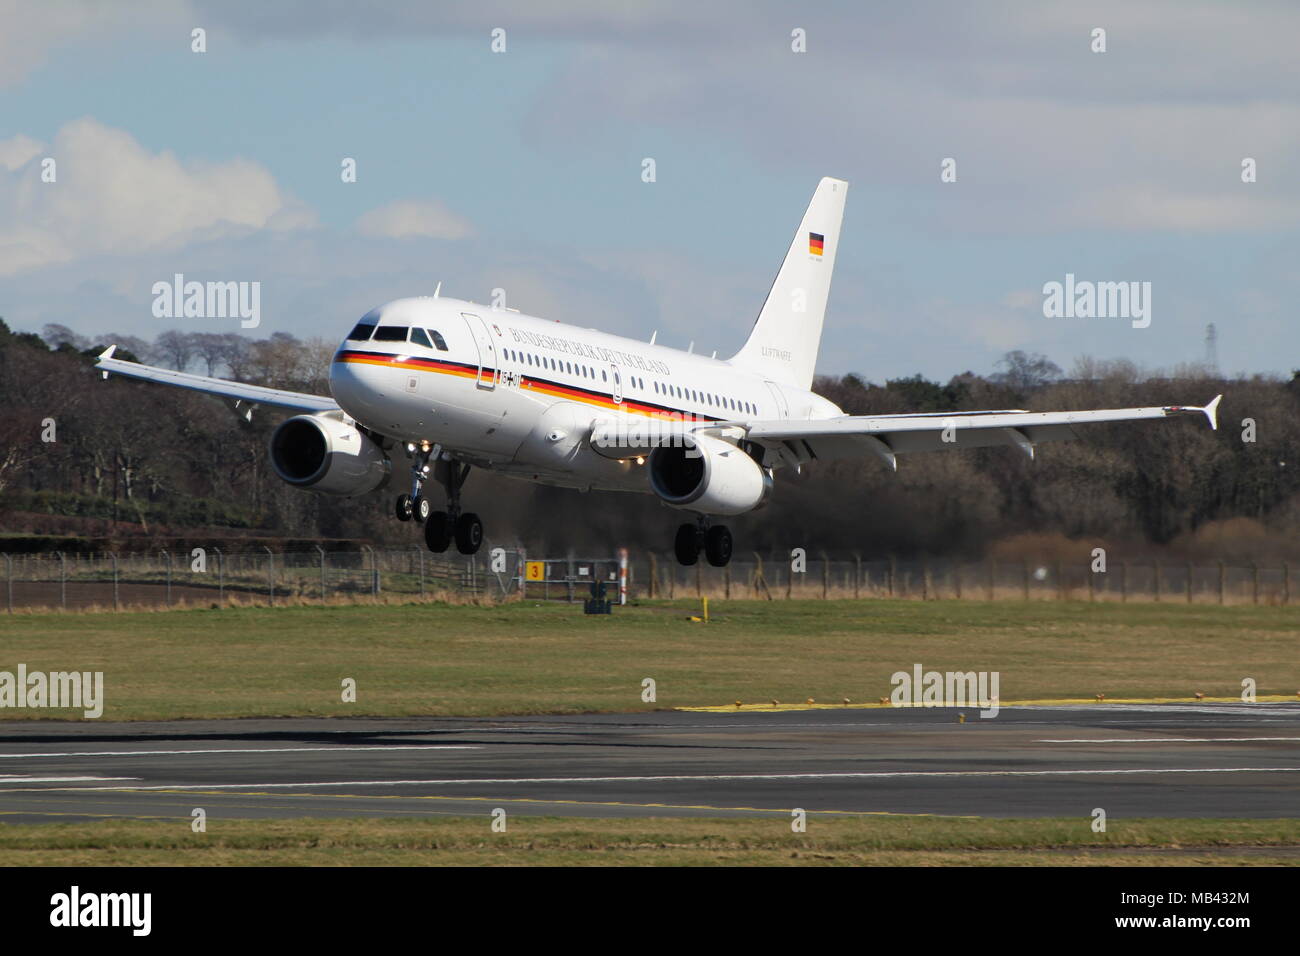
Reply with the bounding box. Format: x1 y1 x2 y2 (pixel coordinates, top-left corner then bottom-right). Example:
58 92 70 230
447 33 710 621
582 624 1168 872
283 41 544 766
355 199 473 240
0 117 314 276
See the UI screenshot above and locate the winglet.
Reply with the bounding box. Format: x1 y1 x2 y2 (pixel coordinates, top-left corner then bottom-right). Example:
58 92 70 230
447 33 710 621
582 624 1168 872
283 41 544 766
1203 393 1222 431
98 344 116 360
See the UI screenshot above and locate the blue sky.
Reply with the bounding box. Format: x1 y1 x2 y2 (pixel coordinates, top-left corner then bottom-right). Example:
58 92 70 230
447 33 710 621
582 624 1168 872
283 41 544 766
1 0 1297 382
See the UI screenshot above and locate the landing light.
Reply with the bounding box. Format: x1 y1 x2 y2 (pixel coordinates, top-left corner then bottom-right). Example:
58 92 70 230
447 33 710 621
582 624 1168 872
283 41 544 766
635 456 645 465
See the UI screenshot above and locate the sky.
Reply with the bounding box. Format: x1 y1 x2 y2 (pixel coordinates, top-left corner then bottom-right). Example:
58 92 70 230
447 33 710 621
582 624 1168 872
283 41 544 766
1 0 1297 383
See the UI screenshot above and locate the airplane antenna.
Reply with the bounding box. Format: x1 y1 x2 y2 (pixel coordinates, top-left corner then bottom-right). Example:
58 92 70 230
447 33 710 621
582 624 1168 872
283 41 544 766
650 330 657 345
711 350 717 359
433 282 442 298
688 341 694 353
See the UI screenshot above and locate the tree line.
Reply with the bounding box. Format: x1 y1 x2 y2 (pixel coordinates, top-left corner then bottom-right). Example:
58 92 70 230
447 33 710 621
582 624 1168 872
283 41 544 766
2 321 1297 561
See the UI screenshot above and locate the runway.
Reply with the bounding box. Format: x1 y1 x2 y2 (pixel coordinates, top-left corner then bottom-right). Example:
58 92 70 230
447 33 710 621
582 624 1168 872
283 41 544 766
1 703 1297 823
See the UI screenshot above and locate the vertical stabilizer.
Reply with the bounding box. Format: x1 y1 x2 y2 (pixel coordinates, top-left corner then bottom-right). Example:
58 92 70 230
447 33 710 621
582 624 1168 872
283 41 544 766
729 177 848 389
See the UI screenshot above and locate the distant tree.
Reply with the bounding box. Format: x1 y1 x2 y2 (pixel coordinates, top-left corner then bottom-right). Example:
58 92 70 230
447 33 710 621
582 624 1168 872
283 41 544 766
41 323 87 350
155 330 197 371
991 350 1062 392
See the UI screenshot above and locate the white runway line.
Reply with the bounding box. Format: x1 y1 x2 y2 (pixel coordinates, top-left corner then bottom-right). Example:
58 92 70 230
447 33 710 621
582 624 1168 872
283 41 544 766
8 766 1300 791
1039 737 1300 744
0 776 138 783
0 746 479 759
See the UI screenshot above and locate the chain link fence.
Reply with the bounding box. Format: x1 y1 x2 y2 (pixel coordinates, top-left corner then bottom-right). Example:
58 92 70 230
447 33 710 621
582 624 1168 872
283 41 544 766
1 549 1292 612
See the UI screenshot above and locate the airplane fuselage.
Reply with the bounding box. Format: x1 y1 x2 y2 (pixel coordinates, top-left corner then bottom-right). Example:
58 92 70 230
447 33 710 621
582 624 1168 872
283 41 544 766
329 295 842 492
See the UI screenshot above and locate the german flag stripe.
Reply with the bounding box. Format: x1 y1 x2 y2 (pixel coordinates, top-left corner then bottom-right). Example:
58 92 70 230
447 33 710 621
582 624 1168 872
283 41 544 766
334 349 722 423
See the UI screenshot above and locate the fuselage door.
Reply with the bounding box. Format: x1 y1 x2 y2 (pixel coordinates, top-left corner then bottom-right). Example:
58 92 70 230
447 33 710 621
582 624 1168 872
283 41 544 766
764 381 789 420
610 364 622 404
460 312 497 390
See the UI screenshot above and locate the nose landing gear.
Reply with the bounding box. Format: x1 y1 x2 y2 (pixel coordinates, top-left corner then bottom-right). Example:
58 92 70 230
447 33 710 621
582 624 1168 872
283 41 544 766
397 442 484 555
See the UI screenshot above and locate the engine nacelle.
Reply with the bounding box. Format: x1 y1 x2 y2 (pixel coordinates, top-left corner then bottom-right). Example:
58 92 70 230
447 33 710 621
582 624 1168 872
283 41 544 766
269 414 391 497
648 435 772 516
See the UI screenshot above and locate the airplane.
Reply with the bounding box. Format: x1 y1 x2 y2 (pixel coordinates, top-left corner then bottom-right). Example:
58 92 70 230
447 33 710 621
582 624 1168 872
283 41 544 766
96 177 1222 567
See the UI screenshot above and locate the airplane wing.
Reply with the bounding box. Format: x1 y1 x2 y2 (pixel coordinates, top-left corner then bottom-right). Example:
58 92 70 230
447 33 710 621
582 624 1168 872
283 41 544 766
741 396 1222 470
94 346 339 416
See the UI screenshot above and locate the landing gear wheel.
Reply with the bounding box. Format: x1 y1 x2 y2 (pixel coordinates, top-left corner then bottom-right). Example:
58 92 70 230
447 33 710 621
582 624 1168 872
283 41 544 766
705 525 733 567
412 495 432 523
674 523 701 566
395 494 413 522
454 513 483 555
424 511 451 553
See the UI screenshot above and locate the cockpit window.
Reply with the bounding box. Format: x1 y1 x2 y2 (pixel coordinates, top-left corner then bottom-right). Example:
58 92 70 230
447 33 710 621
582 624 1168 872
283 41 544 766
372 325 409 342
409 327 432 349
428 329 448 351
347 322 375 341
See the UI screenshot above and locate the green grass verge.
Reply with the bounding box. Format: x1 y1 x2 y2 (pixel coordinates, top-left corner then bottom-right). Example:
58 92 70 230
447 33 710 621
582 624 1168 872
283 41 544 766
0 599 1296 720
1 816 1296 866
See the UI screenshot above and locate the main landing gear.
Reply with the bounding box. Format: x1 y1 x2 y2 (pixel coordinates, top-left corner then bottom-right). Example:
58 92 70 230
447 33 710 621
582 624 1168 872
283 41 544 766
674 517 733 568
394 442 483 555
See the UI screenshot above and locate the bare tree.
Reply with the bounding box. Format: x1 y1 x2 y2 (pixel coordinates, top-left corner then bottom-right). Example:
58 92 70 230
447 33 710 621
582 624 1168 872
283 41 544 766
155 330 197 371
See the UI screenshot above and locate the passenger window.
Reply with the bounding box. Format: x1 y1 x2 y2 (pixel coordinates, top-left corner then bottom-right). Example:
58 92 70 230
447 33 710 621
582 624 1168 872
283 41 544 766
428 330 448 351
347 322 376 341
409 327 432 349
372 326 408 342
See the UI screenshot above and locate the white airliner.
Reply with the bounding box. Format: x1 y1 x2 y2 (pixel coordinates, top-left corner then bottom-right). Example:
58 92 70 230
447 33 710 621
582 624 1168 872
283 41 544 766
97 178 1221 566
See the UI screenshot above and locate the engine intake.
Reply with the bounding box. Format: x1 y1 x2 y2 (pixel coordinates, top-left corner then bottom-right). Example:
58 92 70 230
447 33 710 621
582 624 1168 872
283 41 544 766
648 435 771 515
269 414 391 497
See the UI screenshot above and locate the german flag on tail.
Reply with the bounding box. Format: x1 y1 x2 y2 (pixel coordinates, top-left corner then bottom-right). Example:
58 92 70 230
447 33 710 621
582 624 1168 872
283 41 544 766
808 232 824 256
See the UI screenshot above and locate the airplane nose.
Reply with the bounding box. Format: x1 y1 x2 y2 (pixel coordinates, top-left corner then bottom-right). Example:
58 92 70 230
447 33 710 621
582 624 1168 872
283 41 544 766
330 352 389 418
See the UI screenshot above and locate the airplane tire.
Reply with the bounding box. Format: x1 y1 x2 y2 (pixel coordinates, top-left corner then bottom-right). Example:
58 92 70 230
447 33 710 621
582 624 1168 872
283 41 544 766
705 525 733 567
455 513 483 555
412 495 432 523
674 523 700 566
395 494 413 522
424 511 452 552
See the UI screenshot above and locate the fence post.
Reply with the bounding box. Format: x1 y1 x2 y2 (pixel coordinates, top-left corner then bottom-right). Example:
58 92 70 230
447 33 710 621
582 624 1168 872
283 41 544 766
315 545 326 602
418 547 425 600
1154 560 1161 602
723 564 730 600
55 550 67 610
4 554 11 613
987 558 995 601
821 552 829 599
263 546 274 606
922 561 930 601
1217 560 1225 605
1121 562 1128 602
213 547 224 605
1284 562 1291 606
1186 562 1193 604
110 552 119 611
1088 562 1095 602
1056 561 1064 601
888 556 896 598
648 553 657 599
1022 561 1030 601
1252 563 1259 605
854 554 862 600
696 562 702 599
567 552 575 604
160 550 171 607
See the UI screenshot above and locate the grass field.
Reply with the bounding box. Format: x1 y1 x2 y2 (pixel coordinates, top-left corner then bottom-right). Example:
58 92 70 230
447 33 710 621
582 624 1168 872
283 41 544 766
0 598 1297 720
0 815 1296 866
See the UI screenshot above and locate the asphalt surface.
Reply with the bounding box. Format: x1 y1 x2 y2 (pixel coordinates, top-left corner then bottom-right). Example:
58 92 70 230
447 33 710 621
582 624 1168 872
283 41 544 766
1 703 1298 823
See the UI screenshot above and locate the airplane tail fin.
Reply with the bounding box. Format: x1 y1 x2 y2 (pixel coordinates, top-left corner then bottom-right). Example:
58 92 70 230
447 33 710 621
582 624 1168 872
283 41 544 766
729 177 848 390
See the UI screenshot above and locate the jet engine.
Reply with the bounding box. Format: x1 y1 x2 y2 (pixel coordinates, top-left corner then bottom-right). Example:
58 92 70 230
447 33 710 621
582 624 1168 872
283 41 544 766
268 414 391 496
648 434 772 515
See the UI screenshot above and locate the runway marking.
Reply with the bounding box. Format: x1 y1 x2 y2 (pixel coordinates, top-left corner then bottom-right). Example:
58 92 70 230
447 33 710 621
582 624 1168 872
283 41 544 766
0 745 479 759
0 776 138 783
4 766 1299 792
1040 737 1300 744
681 696 1300 713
